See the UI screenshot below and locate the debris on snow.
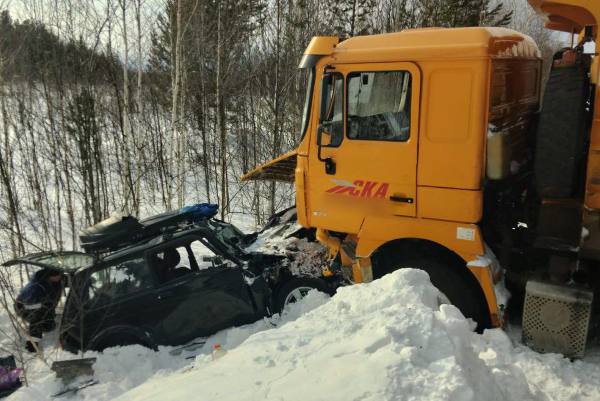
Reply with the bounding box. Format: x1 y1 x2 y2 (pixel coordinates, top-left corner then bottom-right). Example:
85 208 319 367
245 220 327 278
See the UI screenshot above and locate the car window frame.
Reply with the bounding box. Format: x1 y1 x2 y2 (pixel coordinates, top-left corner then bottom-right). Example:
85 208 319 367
145 234 243 284
172 227 245 265
82 252 158 307
77 227 246 306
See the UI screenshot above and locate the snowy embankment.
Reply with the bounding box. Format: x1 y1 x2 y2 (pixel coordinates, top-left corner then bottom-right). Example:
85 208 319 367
115 269 600 401
8 269 600 401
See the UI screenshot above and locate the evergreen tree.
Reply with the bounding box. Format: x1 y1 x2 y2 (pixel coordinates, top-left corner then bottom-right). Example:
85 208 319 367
324 0 378 38
416 0 512 28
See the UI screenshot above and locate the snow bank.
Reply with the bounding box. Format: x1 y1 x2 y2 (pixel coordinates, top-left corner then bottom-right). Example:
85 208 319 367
117 269 600 401
9 269 600 401
6 286 328 401
8 346 189 401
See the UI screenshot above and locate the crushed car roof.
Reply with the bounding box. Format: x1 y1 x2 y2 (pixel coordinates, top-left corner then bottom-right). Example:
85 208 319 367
2 220 245 273
2 251 96 273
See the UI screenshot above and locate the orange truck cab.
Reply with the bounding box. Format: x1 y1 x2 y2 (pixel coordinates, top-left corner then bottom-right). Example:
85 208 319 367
243 1 600 358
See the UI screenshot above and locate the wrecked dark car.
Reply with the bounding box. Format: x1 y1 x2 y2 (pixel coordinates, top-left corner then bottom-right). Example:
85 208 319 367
3 205 333 353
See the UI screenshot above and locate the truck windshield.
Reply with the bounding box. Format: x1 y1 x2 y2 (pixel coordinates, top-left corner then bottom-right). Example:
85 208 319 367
298 68 315 142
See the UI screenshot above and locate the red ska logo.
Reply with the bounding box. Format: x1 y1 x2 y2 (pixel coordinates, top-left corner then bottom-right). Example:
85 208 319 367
326 179 389 198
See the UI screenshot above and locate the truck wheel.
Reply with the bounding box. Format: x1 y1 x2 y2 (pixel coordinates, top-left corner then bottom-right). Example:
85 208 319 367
373 251 492 333
273 277 329 313
535 63 590 198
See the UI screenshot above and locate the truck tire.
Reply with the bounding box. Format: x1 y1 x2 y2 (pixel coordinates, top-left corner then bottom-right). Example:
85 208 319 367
273 277 330 313
373 250 492 333
535 64 590 198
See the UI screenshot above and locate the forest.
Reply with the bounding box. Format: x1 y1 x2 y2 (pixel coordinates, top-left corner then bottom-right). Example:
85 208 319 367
0 0 558 259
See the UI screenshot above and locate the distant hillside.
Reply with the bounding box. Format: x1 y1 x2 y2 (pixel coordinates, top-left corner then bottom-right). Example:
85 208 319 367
0 10 119 84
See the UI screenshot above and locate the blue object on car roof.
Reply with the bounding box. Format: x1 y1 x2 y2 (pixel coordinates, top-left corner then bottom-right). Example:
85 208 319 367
180 203 219 221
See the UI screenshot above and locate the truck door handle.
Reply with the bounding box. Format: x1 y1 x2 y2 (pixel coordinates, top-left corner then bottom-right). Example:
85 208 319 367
390 195 414 204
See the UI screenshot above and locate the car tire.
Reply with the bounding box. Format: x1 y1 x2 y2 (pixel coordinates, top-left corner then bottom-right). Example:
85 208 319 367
373 251 492 333
273 277 329 313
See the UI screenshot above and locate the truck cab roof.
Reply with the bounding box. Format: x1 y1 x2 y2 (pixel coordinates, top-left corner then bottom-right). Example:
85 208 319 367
310 27 540 63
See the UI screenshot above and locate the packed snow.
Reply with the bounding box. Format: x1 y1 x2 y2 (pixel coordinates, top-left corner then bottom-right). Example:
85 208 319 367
5 287 326 401
42 269 596 401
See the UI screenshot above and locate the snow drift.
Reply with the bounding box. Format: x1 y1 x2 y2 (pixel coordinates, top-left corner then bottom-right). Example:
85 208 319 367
117 269 600 401
4 275 327 401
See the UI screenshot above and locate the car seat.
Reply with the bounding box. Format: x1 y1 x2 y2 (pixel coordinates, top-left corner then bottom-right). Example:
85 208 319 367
163 248 190 280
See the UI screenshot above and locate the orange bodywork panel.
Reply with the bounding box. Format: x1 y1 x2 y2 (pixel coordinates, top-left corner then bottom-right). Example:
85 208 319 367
300 28 539 234
303 36 339 55
355 216 485 262
528 0 598 33
416 59 489 190
467 264 501 326
240 150 297 183
417 187 483 223
354 216 500 323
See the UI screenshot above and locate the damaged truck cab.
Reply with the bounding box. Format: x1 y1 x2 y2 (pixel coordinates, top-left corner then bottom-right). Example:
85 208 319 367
244 0 600 358
245 28 542 331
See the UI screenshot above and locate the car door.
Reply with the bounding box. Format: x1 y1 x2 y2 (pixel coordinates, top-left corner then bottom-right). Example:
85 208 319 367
306 62 421 234
2 251 95 349
82 255 160 348
148 237 259 345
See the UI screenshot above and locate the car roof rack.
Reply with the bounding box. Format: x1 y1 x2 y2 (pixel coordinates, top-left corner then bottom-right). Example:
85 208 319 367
79 204 219 254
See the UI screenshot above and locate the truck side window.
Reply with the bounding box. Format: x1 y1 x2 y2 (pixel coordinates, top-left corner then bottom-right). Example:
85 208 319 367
347 71 411 141
320 73 344 147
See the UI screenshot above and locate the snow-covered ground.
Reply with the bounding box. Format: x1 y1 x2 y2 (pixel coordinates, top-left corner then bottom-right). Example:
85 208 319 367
3 217 600 400
6 298 322 401
7 269 600 401
114 269 600 401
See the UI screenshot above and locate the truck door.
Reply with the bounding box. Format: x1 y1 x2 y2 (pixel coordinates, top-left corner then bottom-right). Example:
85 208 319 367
306 62 420 234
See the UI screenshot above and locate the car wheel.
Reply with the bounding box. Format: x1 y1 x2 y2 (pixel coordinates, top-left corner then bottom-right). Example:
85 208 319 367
274 277 329 313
